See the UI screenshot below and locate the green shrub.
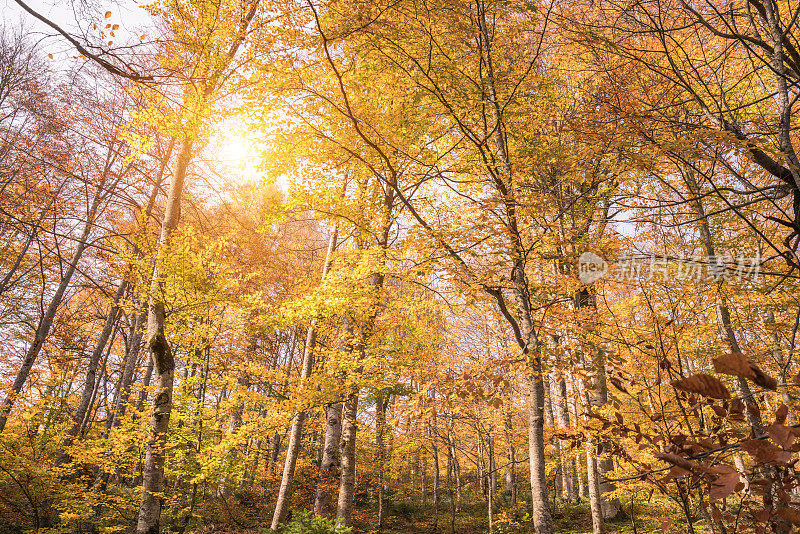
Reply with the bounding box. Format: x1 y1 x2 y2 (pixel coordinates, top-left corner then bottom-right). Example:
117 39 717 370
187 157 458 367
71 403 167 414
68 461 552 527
269 511 352 534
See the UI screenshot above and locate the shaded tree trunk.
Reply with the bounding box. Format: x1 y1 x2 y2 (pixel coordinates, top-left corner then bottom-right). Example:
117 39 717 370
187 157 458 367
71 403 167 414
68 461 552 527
376 391 389 529
335 390 359 529
503 412 517 503
314 402 343 516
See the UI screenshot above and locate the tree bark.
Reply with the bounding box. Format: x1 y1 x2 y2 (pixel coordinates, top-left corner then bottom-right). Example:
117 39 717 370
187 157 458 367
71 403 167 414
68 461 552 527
335 390 359 529
314 402 342 516
135 134 193 534
503 412 517 503
272 227 337 528
376 391 389 529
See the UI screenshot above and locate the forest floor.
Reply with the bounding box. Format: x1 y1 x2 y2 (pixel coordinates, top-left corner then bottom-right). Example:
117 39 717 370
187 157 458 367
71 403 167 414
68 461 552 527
342 500 672 534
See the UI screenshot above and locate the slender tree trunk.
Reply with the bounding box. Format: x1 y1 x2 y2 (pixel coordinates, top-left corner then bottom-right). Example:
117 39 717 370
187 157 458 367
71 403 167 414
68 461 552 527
544 375 562 500
272 228 337 529
586 441 605 534
503 413 516 503
267 433 282 477
446 427 456 534
488 433 497 498
526 372 554 533
92 142 170 443
552 368 576 502
477 432 486 497
376 392 389 530
453 443 462 511
431 422 440 530
56 280 127 464
421 455 427 507
135 134 193 534
0 176 110 432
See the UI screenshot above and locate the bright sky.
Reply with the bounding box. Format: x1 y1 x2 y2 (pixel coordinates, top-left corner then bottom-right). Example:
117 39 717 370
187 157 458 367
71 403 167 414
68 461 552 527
3 0 154 74
4 0 281 192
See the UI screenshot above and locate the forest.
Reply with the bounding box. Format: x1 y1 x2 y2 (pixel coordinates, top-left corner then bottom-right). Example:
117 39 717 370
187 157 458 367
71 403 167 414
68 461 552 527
1 0 800 532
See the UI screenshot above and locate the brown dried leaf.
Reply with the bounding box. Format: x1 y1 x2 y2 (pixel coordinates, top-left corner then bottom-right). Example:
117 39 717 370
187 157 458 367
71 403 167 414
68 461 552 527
777 508 800 526
713 352 756 379
775 404 789 425
654 451 696 472
671 374 731 400
711 405 728 417
710 471 741 501
752 509 771 523
768 423 794 450
750 365 778 391
713 352 778 390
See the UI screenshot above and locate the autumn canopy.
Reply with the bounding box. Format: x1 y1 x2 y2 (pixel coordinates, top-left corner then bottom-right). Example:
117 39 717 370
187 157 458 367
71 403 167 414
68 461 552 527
1 0 800 533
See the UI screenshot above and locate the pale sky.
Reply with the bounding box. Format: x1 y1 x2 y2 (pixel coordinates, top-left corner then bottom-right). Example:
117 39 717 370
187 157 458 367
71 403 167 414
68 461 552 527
3 0 153 72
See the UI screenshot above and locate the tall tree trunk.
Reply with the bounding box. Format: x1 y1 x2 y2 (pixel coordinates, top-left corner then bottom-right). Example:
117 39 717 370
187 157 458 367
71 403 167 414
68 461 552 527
544 376 562 499
475 3 554 527
477 432 486 497
99 140 171 437
272 227 337 529
376 391 389 530
134 4 258 525
314 402 343 516
586 441 605 534
431 421 440 529
552 368 576 502
56 279 127 464
503 412 516 503
526 372 553 533
135 134 193 534
421 455 427 507
335 390 359 529
577 374 605 534
488 432 497 498
267 433 282 477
